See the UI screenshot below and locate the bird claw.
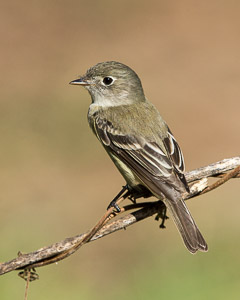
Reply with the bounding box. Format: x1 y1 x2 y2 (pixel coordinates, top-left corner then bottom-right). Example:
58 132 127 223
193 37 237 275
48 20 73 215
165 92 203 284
155 205 169 229
107 185 129 212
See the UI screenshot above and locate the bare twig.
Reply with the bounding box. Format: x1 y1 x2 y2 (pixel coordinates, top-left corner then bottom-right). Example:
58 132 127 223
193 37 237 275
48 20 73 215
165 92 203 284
0 156 239 276
24 271 30 300
185 157 240 182
199 165 240 195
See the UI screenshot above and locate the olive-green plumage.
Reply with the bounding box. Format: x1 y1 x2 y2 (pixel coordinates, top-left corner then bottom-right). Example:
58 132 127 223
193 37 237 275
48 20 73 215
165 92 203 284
70 61 208 253
89 102 169 146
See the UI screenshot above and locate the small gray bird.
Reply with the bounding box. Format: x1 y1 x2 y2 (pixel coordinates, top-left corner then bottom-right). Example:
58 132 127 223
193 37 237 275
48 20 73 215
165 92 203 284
70 61 208 253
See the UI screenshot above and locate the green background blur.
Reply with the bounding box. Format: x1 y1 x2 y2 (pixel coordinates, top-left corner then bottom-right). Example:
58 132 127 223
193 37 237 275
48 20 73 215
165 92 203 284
1 1 240 299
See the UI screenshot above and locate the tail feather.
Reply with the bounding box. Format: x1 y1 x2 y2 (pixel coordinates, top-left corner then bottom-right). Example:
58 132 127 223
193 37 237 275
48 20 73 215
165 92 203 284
164 198 208 253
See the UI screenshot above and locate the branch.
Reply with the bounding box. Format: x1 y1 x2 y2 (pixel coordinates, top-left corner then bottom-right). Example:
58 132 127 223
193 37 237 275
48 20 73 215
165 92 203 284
0 156 239 276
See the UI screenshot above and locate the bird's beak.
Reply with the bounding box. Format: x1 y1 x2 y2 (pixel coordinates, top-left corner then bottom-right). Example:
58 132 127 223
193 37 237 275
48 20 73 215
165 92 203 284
69 77 93 86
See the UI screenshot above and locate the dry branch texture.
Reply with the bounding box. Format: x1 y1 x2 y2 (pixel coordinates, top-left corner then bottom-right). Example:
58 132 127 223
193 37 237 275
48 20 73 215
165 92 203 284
0 157 239 276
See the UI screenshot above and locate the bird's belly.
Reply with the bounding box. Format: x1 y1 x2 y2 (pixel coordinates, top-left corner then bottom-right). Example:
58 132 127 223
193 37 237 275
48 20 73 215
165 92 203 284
108 152 142 188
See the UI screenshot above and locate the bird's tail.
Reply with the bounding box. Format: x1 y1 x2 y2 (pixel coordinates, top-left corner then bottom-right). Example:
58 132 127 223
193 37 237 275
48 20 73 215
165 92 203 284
164 198 208 253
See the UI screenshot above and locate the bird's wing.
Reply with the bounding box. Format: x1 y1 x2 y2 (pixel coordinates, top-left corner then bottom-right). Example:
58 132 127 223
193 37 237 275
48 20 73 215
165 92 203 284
92 116 208 253
93 116 189 199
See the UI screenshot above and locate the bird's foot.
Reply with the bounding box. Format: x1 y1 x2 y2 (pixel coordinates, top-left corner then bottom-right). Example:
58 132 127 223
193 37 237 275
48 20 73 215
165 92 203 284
107 185 129 212
155 205 169 228
128 195 137 204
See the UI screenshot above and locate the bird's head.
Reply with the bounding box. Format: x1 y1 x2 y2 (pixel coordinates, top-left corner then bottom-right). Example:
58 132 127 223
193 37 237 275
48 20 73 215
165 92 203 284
70 61 146 106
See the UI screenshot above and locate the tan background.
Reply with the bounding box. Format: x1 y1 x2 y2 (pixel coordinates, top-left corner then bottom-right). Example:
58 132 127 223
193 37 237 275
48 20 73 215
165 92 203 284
1 1 239 299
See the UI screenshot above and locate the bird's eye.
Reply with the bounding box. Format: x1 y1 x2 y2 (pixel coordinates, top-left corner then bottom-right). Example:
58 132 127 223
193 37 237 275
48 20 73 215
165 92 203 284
102 77 114 86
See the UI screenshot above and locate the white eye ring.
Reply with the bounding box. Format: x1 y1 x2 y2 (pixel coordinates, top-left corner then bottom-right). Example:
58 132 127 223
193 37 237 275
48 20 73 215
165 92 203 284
102 76 115 86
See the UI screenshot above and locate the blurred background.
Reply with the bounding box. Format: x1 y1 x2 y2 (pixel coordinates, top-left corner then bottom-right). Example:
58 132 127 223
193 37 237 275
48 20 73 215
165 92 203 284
0 0 239 299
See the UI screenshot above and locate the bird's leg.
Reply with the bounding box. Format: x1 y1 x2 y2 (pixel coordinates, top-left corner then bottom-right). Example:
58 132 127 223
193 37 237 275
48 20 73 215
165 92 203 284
107 185 152 211
107 185 130 212
127 186 152 204
128 194 137 204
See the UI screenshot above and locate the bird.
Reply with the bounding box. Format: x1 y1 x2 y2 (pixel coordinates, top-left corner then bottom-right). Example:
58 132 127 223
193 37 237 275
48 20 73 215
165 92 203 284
70 61 208 253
